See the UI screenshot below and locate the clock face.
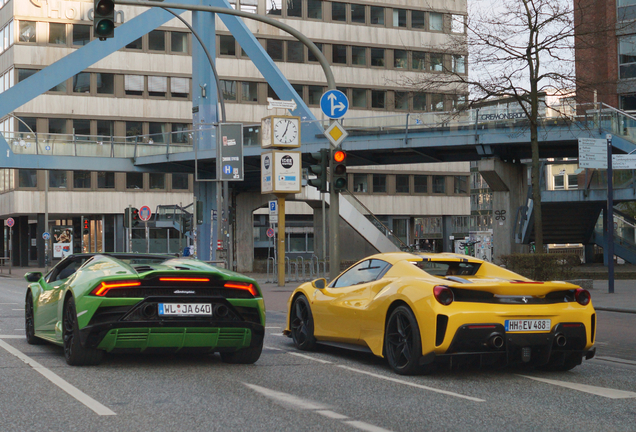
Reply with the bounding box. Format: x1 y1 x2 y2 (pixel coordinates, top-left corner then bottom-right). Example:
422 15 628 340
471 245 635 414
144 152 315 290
273 118 299 145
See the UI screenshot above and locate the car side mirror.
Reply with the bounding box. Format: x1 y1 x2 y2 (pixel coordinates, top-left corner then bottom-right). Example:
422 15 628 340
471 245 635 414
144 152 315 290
311 278 327 289
25 272 43 283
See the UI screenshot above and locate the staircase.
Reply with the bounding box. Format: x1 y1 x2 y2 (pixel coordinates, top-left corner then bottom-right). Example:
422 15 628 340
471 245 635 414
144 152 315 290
155 204 194 238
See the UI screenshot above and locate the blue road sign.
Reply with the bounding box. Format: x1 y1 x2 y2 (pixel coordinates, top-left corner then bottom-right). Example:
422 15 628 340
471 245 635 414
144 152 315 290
43 232 50 240
269 200 277 213
223 165 232 175
320 90 349 119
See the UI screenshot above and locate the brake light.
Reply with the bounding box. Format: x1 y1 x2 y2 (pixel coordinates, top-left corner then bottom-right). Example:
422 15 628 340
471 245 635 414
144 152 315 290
91 280 141 296
224 281 258 296
575 288 591 306
433 285 454 305
159 277 210 282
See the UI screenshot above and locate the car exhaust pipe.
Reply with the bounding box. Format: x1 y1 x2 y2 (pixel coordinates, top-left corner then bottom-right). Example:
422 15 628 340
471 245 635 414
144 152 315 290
215 304 229 318
487 334 504 349
555 334 567 347
141 303 155 319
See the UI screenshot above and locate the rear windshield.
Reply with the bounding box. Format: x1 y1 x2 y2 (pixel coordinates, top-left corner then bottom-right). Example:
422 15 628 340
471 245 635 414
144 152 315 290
414 260 481 277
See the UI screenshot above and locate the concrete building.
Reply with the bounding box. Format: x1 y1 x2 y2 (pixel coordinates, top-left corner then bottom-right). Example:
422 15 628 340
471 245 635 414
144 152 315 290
1 0 471 271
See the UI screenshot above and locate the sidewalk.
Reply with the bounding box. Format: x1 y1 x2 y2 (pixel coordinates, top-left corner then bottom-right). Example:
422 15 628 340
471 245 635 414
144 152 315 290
3 266 635 314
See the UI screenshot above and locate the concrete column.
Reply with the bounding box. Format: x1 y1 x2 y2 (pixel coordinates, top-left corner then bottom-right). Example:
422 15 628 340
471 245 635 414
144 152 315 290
442 215 453 252
236 192 274 272
477 158 527 260
194 181 218 261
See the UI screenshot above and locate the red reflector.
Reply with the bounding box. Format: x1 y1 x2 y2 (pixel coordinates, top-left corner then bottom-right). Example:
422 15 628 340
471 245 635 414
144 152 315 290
224 282 258 296
562 323 583 327
159 277 210 282
91 280 141 296
467 325 496 329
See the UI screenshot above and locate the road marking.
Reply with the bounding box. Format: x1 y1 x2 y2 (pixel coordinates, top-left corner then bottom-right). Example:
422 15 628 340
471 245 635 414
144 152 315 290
264 345 283 351
595 356 636 366
0 303 18 305
0 339 117 415
244 383 393 431
0 335 23 339
288 352 333 364
519 375 636 399
14 329 25 331
337 365 485 402
594 341 608 346
268 333 285 337
12 309 23 311
265 326 281 329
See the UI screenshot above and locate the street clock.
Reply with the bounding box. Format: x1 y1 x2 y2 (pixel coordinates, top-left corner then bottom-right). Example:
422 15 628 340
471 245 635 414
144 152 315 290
261 115 301 148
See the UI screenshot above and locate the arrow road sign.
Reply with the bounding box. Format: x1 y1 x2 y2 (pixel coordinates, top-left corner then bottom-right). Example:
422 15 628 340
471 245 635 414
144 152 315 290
320 90 349 119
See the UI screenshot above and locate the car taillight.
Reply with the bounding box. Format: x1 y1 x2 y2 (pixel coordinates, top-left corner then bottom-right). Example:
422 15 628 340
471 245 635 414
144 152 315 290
91 280 141 296
575 288 591 306
434 285 454 305
224 281 258 297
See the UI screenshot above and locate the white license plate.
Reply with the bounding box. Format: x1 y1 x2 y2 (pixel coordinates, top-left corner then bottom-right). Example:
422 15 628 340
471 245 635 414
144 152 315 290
505 319 551 332
158 303 212 316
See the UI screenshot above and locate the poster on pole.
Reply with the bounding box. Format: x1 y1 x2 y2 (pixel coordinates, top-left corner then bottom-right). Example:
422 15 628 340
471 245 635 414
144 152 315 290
53 226 73 258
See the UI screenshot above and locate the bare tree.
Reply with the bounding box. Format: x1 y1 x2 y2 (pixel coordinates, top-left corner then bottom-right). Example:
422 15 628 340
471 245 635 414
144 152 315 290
402 0 612 252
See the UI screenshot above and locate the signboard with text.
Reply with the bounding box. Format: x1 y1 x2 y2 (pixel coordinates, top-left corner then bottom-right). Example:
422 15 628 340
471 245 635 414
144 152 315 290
217 123 244 181
261 151 302 194
578 138 607 168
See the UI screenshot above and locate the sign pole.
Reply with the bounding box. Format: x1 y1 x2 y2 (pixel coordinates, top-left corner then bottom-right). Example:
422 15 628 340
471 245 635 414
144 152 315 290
9 227 12 275
607 134 615 294
128 204 133 253
145 221 149 254
277 194 286 287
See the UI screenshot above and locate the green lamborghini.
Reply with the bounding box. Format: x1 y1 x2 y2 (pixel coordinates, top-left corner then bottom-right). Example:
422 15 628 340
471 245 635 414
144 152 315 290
24 253 265 366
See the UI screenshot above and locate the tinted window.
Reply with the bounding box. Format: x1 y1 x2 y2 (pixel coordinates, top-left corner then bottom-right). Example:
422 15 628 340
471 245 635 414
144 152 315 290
332 259 390 288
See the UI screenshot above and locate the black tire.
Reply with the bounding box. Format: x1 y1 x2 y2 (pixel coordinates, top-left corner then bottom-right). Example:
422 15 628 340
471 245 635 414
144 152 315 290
220 343 263 364
63 296 104 366
385 305 426 375
290 295 317 351
25 294 44 345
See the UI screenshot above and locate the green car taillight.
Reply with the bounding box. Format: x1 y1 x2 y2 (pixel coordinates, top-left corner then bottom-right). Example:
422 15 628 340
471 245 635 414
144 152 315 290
91 280 141 296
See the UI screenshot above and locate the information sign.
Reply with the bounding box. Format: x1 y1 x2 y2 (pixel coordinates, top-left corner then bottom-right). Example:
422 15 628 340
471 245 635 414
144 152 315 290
217 123 244 181
578 138 607 169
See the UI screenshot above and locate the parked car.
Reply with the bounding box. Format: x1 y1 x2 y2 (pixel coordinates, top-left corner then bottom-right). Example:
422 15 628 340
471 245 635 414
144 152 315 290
284 252 596 375
25 253 264 366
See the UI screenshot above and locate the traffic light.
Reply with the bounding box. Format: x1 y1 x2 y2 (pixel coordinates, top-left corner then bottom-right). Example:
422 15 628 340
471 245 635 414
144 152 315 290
131 207 140 227
307 148 329 193
93 0 115 40
123 208 130 228
182 214 192 234
83 218 89 235
331 148 347 192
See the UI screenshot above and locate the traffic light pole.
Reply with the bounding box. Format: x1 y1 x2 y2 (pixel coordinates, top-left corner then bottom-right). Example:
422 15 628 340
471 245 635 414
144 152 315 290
128 204 132 253
329 149 339 280
277 194 286 286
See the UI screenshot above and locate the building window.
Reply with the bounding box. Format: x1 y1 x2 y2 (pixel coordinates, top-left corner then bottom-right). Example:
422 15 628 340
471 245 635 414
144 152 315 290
308 85 323 105
72 72 91 93
554 175 565 190
353 173 368 192
431 94 445 111
373 174 387 193
148 76 168 97
430 53 443 72
414 175 428 193
73 119 91 136
171 32 188 53
394 50 407 69
568 174 578 189
49 23 66 45
126 121 143 137
19 169 37 188
97 172 115 188
149 30 165 51
287 40 304 62
454 175 468 193
148 122 167 143
126 172 143 189
453 54 466 74
307 42 323 62
126 37 142 50
396 174 410 193
393 9 407 27
307 0 323 19
149 173 165 189
49 171 68 188
351 4 366 23
171 77 189 98
412 51 426 70
433 175 446 193
221 80 237 101
241 81 258 102
19 21 37 42
332 2 347 21
287 0 302 17
18 69 37 83
395 91 409 110
412 10 425 29
333 44 347 64
50 79 67 93
97 120 114 138
620 36 636 79
96 73 115 94
352 88 367 108
352 46 366 65
73 25 91 46
172 173 189 190
413 93 426 111
220 35 236 56
370 6 384 25
266 0 282 15
370 48 385 67
429 12 443 31
73 171 91 189
49 118 67 134
371 90 385 108
125 75 144 96
172 123 190 143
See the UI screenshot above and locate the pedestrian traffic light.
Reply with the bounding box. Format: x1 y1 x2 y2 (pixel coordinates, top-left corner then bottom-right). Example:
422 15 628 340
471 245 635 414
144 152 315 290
131 207 140 227
93 0 115 40
331 148 347 192
307 148 329 193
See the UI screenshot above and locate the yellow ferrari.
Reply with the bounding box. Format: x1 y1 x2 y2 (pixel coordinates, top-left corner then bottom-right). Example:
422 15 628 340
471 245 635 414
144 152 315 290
284 252 596 375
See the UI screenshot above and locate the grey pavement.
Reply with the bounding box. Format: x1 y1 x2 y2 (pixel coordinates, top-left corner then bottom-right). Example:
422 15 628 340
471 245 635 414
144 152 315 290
3 265 635 314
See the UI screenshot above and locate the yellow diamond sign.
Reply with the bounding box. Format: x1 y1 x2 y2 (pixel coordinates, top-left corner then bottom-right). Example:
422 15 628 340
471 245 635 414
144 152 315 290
324 121 348 147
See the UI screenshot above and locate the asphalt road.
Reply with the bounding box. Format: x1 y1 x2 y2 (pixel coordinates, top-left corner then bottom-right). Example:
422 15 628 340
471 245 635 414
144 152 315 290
1 277 635 432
